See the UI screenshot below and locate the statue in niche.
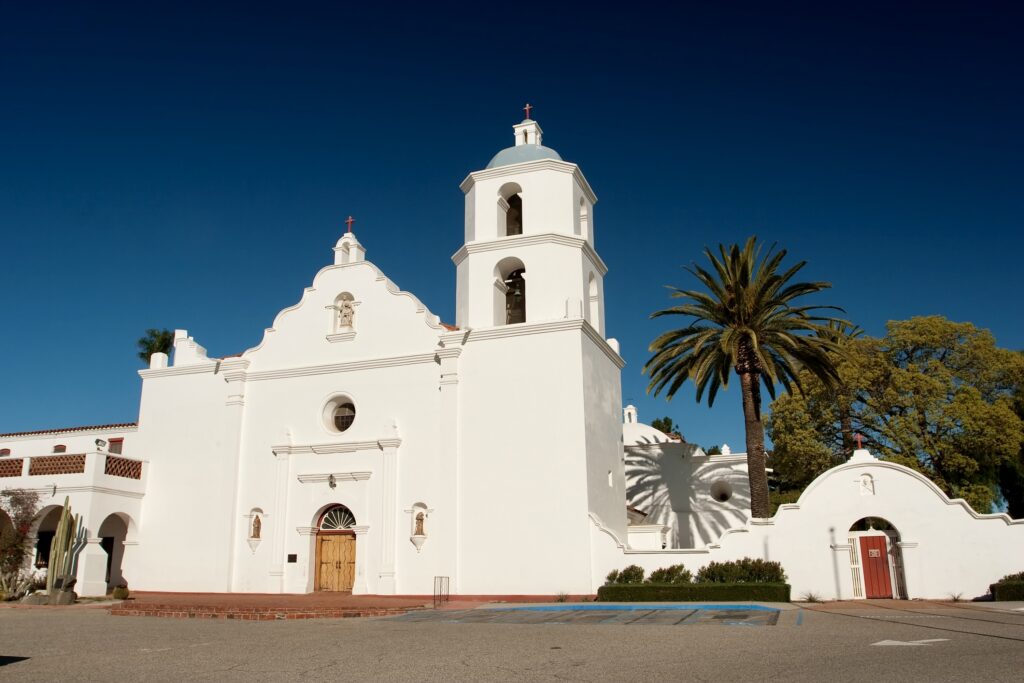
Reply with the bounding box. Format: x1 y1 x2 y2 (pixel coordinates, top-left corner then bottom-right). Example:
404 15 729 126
859 474 875 496
251 515 262 539
337 298 355 328
414 512 425 536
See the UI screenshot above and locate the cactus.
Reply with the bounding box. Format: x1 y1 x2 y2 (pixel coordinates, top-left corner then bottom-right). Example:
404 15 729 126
45 497 79 594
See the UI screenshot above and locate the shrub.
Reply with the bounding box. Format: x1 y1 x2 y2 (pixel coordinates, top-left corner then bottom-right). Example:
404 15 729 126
604 565 645 585
112 584 130 600
991 582 1024 601
646 565 693 585
598 582 790 602
695 558 787 584
0 570 34 601
0 489 41 574
998 571 1024 583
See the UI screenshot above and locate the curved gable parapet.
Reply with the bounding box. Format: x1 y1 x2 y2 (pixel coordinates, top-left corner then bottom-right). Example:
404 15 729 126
310 260 444 330
793 458 1023 526
240 260 445 368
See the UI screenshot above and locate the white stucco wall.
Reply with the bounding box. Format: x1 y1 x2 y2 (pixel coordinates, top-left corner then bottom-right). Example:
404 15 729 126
598 451 1024 599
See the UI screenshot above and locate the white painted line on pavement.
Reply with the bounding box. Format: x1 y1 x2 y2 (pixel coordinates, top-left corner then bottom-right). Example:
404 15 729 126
872 639 950 647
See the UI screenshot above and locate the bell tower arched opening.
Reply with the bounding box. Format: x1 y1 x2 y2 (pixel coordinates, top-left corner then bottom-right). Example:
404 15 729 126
493 257 526 325
497 183 523 237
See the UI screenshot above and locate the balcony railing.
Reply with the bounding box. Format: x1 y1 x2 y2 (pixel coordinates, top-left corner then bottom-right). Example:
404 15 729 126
0 452 145 487
28 454 86 476
104 455 143 480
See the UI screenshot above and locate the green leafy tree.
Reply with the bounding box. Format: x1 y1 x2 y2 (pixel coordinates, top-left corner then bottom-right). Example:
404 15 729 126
999 365 1024 517
650 417 679 435
136 328 174 364
706 445 722 455
766 322 864 491
644 237 846 518
767 317 1024 512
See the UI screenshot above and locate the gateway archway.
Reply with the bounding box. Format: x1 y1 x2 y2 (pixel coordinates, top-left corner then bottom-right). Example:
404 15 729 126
314 505 357 592
847 517 907 599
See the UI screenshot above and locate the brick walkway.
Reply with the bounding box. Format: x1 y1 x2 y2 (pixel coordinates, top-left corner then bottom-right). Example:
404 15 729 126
109 591 433 620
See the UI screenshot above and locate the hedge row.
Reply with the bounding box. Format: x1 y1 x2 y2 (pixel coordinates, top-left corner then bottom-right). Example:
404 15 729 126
990 581 1024 601
597 582 791 603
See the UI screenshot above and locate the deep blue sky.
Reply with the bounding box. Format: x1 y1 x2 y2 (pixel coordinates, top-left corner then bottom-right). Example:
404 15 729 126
1 2 1021 449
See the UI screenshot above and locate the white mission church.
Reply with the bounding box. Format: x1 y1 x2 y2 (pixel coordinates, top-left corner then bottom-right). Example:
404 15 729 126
2 114 1022 601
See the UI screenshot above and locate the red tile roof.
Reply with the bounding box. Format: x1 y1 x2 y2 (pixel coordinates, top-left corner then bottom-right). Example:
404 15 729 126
0 423 138 438
441 323 459 331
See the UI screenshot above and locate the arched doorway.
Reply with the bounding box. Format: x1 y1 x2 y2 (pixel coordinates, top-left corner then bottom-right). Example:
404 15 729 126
848 517 907 599
32 507 64 569
98 514 129 591
315 505 357 592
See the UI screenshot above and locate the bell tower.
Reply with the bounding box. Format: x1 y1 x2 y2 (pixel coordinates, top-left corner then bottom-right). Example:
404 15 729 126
453 111 606 335
451 110 627 595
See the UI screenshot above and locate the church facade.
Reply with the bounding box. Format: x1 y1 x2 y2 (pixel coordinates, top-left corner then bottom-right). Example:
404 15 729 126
1 115 628 598
2 115 1022 601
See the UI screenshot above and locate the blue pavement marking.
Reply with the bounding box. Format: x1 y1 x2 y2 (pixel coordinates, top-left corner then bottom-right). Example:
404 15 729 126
491 603 778 612
796 609 804 626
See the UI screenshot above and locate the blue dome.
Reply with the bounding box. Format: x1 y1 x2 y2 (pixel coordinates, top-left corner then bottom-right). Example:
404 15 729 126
486 144 562 169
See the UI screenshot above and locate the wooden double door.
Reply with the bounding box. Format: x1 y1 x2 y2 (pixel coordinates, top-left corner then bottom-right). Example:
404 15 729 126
316 534 356 591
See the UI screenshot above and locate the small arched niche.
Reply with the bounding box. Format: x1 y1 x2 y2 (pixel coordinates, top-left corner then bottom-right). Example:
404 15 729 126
493 257 526 326
409 502 431 553
332 292 356 332
497 182 523 237
248 508 264 540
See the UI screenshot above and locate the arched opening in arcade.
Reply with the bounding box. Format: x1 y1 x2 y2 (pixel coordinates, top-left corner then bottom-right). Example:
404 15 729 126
98 513 131 591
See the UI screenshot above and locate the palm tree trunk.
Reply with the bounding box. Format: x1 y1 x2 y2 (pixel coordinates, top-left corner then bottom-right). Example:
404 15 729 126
739 370 771 518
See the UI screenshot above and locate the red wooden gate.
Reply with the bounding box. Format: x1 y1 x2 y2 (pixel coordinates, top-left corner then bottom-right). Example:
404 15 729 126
859 536 892 599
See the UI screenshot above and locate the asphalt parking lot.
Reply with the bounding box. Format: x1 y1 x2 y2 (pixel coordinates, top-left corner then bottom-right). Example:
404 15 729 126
1 601 1023 682
390 603 782 626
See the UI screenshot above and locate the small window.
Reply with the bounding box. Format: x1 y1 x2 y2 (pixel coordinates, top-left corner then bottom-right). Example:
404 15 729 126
0 448 10 456
108 439 124 455
710 480 733 503
333 403 356 432
53 445 66 454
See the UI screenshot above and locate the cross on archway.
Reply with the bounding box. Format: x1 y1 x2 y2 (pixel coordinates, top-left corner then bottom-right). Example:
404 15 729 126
523 103 533 120
345 215 355 233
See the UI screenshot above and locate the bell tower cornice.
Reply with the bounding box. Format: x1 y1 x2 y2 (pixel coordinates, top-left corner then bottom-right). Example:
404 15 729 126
459 159 598 204
451 232 608 276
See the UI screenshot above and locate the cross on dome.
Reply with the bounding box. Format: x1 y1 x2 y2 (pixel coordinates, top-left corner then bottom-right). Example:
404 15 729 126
523 103 533 120
345 215 355 233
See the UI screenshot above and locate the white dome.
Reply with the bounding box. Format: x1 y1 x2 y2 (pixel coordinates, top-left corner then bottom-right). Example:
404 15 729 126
623 421 673 447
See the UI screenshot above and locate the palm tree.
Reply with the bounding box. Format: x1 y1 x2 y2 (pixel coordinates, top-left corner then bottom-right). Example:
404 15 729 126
814 321 865 459
137 328 175 364
644 237 847 518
